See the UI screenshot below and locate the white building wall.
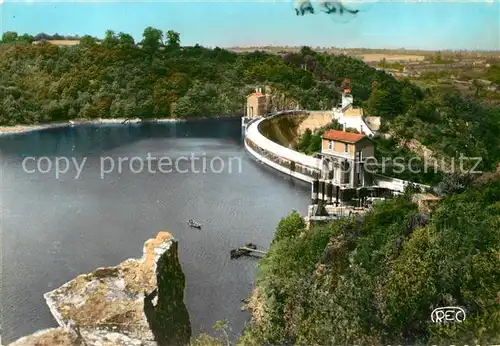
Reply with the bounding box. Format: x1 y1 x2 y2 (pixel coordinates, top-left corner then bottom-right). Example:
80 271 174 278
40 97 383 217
373 174 430 193
332 93 376 137
336 116 375 137
341 94 353 109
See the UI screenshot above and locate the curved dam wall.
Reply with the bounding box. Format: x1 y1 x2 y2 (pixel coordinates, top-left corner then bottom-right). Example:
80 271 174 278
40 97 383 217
258 110 333 148
244 113 431 193
244 113 322 184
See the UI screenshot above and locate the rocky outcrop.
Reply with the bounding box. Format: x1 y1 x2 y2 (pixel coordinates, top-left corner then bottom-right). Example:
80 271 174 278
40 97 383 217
9 232 191 346
258 111 333 149
295 111 333 137
402 138 451 172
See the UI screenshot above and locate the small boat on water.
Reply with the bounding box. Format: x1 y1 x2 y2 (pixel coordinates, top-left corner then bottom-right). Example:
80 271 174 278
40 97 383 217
187 219 202 229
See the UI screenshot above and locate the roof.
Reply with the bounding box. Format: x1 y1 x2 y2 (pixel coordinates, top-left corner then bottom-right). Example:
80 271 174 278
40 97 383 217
343 107 363 117
247 92 266 98
322 130 366 144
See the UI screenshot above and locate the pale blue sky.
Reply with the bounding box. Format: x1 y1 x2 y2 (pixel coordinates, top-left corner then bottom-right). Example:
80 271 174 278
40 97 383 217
1 1 499 50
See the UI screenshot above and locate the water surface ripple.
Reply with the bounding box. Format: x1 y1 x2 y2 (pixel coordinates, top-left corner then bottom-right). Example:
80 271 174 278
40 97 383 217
0 119 310 343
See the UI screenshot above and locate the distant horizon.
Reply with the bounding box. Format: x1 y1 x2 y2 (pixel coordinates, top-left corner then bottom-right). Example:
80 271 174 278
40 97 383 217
7 36 500 53
1 1 499 51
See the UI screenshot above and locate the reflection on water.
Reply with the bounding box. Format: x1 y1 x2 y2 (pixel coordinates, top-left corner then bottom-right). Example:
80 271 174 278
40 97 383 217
0 118 311 343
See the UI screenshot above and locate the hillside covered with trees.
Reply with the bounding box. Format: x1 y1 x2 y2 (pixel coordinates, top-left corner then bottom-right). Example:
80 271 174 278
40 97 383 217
237 178 500 345
3 27 500 183
0 27 417 125
3 28 500 345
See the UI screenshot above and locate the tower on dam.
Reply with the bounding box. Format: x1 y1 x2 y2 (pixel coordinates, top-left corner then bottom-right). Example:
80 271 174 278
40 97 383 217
242 88 268 131
246 88 267 118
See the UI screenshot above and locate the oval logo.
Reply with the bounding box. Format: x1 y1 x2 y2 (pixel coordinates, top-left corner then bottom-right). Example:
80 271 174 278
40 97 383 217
431 306 466 323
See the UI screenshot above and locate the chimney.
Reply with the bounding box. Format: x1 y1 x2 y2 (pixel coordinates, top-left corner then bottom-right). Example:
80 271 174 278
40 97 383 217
342 123 346 131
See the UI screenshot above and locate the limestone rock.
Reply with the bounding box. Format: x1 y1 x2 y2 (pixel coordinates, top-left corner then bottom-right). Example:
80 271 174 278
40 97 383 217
8 328 79 346
9 232 191 346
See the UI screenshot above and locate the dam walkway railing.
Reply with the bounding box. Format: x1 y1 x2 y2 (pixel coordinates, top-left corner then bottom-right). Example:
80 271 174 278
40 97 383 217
243 111 432 192
244 112 321 183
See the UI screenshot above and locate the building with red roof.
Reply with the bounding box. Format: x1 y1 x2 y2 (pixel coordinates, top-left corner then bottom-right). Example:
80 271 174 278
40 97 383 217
319 129 375 188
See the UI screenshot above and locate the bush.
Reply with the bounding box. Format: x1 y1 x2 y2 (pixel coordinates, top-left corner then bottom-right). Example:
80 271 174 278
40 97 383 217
241 183 500 345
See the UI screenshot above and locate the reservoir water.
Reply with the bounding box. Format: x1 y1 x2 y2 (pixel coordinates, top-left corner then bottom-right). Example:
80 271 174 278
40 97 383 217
0 118 310 343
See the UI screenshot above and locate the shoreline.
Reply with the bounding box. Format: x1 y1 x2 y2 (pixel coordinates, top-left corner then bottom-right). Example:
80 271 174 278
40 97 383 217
0 115 241 137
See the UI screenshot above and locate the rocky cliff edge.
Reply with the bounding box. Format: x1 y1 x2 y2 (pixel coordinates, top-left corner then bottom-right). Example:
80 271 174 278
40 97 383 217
9 231 191 346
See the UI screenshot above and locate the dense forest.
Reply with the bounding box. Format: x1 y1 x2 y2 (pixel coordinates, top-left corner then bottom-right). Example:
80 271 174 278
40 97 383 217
0 28 351 123
0 27 424 125
2 27 500 179
190 176 500 345
236 177 500 345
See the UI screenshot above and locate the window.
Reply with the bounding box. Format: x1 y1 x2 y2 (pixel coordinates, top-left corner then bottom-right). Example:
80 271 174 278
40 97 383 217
344 143 349 153
328 141 333 150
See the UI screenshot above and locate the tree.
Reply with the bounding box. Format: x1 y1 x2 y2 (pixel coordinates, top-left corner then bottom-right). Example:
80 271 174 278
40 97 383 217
364 86 401 119
18 34 34 44
297 128 312 152
2 31 18 43
79 35 97 46
213 320 231 346
102 30 119 47
436 172 474 196
241 183 500 345
272 210 306 245
165 30 180 50
142 26 163 52
117 32 135 48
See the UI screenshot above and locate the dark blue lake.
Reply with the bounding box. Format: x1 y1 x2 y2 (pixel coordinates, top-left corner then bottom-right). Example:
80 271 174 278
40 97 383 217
0 118 310 343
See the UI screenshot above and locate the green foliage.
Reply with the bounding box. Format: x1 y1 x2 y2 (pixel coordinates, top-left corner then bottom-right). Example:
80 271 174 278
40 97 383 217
166 30 181 50
0 32 414 124
251 217 341 344
306 134 322 154
241 183 500 345
364 85 403 120
190 320 229 346
389 91 500 171
377 58 404 72
2 31 19 43
371 135 444 185
103 30 119 48
272 210 306 245
190 334 224 346
79 35 98 46
117 32 135 48
296 128 312 152
142 26 163 52
436 172 474 196
1 31 34 44
485 63 500 85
